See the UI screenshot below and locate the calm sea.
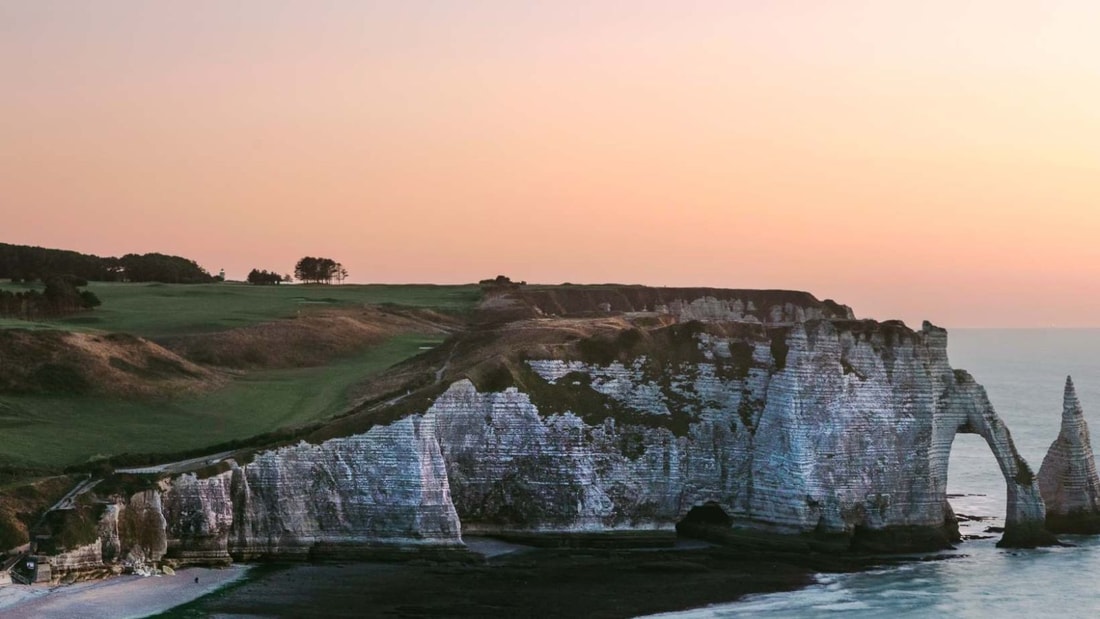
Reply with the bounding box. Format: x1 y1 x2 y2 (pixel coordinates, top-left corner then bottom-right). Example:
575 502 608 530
648 329 1100 618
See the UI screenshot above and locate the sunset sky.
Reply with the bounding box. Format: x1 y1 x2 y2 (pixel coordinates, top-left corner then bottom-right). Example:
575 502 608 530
3 1 1100 327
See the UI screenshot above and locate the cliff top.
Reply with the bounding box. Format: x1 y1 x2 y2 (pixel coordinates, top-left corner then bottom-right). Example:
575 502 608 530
477 283 855 324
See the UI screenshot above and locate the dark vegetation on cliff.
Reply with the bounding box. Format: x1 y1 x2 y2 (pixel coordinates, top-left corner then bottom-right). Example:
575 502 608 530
0 475 76 552
474 282 852 324
303 288 873 448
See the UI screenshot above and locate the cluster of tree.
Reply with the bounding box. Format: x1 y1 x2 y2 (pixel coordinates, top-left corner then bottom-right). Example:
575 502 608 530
115 253 217 284
0 243 217 284
478 275 526 290
293 257 347 284
0 277 101 320
0 244 108 282
246 269 289 285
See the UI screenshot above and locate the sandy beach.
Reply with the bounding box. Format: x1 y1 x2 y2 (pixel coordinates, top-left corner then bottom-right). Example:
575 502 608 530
0 538 907 618
0 565 248 619
146 547 828 618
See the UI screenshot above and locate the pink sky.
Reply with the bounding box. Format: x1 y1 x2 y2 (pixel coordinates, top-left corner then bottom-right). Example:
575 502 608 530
3 1 1100 327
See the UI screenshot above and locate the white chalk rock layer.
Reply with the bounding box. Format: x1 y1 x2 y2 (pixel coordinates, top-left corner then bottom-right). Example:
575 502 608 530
1038 376 1100 532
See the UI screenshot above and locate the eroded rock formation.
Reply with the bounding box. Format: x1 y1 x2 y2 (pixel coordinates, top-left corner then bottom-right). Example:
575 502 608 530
425 319 1053 549
1038 377 1100 532
88 416 465 573
40 290 1059 579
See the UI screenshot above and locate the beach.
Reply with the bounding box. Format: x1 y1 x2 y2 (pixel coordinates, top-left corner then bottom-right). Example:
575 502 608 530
0 565 248 619
150 545 869 619
0 537 923 618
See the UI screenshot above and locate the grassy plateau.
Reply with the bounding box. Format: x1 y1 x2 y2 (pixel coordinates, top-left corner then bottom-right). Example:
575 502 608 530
0 282 479 470
0 281 480 337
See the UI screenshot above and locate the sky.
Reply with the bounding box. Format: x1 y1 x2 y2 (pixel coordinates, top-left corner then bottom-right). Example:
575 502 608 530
3 1 1100 328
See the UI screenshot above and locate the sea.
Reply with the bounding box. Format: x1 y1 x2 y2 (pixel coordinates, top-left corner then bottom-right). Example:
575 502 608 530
651 329 1100 618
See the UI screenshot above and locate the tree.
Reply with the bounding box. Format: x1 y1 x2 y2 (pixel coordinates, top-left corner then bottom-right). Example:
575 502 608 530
247 268 283 285
293 257 343 284
117 253 216 284
79 290 102 308
0 243 218 284
43 277 82 314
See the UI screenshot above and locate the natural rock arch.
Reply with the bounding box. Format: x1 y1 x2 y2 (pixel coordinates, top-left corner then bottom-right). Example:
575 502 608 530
935 371 1056 547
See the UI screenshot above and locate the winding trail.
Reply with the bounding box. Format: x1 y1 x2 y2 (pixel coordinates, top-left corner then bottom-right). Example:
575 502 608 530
115 450 236 475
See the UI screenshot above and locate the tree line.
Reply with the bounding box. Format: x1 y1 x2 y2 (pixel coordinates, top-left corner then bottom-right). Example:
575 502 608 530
245 258 347 285
246 269 289 285
2 242 352 288
0 243 217 284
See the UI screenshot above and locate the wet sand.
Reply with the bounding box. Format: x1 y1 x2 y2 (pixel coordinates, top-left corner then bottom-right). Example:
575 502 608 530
0 541 913 618
156 547 856 619
0 565 248 619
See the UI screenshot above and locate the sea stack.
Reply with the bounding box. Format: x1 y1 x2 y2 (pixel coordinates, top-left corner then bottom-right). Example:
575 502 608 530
1038 376 1100 533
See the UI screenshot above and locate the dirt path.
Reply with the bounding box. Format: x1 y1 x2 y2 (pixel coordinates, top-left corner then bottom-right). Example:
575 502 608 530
115 450 237 475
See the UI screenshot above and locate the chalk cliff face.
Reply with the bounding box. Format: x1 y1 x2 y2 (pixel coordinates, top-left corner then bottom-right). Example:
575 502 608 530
45 540 103 578
425 319 1051 549
1038 377 1100 533
226 416 462 559
94 416 464 570
51 291 1058 576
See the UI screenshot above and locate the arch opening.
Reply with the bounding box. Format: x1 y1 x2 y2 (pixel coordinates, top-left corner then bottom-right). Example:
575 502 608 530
945 432 1006 543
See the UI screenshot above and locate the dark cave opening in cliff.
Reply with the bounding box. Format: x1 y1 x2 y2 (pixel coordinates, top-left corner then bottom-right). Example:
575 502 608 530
675 502 732 541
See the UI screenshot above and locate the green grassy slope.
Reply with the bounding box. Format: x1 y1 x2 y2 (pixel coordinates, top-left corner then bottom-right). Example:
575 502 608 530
0 281 480 338
0 281 481 469
0 334 444 468
61 281 481 337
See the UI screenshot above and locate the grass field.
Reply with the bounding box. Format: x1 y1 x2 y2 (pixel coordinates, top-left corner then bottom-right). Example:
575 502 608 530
0 334 444 468
0 282 481 338
0 282 479 470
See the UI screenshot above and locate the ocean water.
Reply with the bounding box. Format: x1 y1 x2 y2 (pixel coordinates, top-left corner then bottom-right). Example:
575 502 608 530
652 329 1100 619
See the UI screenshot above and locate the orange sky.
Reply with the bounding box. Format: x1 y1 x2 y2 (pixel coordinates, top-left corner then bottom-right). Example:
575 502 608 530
3 1 1100 327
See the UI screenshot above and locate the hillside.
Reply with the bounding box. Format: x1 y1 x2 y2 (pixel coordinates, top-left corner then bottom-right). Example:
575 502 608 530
0 329 218 397
0 280 482 550
0 282 479 470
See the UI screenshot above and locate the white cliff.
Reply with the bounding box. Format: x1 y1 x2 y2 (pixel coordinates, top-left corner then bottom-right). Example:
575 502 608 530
68 415 465 575
427 320 1051 549
37 293 1058 579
